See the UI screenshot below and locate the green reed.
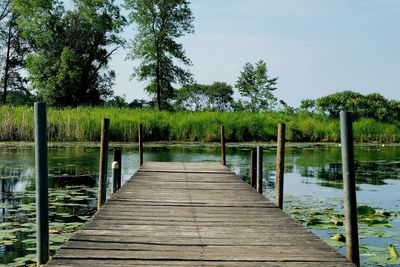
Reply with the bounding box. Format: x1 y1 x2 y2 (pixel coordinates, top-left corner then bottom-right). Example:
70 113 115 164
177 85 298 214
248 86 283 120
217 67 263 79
0 106 398 142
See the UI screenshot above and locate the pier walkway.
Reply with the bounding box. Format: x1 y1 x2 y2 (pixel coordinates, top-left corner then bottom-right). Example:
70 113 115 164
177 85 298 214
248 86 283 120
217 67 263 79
46 162 354 266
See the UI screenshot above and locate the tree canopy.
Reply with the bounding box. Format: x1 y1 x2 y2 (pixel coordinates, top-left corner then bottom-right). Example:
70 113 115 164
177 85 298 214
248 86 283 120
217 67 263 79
235 60 278 112
125 0 194 110
300 90 400 123
13 0 125 106
174 82 234 111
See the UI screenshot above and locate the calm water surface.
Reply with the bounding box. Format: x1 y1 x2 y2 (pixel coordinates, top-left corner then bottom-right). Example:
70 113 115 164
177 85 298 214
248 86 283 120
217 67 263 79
0 143 399 266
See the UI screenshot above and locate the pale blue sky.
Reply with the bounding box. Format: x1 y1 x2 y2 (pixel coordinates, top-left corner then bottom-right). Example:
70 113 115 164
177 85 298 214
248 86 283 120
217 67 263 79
108 0 400 106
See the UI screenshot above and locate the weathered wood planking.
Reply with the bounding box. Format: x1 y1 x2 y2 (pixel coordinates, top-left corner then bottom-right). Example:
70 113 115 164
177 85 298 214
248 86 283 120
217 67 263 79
46 162 354 266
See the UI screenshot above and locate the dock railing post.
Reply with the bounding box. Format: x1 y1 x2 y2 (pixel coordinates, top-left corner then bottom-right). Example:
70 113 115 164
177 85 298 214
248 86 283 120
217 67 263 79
98 118 110 210
34 102 49 266
256 146 263 194
139 124 143 166
111 161 119 195
340 111 360 267
275 123 286 209
221 125 226 165
114 148 122 190
250 148 257 188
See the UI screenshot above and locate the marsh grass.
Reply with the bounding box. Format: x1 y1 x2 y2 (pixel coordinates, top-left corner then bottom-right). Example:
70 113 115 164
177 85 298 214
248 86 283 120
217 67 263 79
0 106 398 142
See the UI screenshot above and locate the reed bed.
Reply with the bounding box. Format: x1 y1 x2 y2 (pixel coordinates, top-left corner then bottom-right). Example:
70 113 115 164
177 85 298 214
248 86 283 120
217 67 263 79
0 106 398 142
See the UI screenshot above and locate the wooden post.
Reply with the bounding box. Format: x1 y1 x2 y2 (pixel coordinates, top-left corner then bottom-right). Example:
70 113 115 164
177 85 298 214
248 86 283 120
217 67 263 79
275 123 286 209
250 148 257 188
221 125 226 165
114 148 122 190
340 111 360 267
138 124 143 166
111 161 119 194
98 118 109 210
256 146 263 194
34 102 49 266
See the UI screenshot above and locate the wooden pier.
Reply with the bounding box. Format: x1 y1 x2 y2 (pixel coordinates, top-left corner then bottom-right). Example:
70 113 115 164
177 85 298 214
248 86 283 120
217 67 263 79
46 162 354 266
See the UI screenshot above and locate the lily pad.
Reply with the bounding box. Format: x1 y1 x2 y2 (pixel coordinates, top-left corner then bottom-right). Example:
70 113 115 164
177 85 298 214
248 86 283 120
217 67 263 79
13 253 36 265
357 205 376 216
388 244 399 258
331 233 346 242
306 218 324 226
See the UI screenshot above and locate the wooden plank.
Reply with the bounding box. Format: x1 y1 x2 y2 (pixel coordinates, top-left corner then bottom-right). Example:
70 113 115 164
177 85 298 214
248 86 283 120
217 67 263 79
46 162 354 266
48 259 355 267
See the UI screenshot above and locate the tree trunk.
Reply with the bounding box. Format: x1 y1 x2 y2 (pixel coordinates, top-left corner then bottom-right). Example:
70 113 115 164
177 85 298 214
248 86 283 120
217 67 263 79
2 17 12 104
156 50 161 110
156 66 161 110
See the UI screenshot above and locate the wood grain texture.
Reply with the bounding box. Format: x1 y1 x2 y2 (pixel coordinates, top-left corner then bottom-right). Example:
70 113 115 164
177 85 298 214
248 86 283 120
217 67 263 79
46 162 354 266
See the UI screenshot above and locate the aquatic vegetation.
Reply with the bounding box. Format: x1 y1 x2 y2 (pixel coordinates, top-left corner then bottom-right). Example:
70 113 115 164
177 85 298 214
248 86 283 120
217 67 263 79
388 244 399 258
281 196 400 266
0 186 96 265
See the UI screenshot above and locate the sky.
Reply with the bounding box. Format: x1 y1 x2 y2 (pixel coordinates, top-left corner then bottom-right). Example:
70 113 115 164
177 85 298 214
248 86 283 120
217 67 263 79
108 0 400 107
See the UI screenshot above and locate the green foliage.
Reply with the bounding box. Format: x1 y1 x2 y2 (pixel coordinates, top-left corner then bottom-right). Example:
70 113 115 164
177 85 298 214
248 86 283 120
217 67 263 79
235 59 278 112
174 82 234 111
312 90 400 123
105 95 129 107
299 98 316 113
0 106 399 142
125 0 194 110
13 0 125 106
357 205 376 216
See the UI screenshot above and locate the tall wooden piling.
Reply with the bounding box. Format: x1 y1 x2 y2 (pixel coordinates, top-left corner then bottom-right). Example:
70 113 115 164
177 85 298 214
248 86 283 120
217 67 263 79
114 148 122 190
138 124 143 166
221 125 226 165
275 123 286 209
98 118 110 210
34 102 49 266
250 148 257 188
256 146 263 194
340 111 360 267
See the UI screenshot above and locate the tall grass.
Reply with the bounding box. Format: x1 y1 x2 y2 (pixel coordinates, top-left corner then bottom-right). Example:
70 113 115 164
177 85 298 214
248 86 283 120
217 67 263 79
0 106 398 142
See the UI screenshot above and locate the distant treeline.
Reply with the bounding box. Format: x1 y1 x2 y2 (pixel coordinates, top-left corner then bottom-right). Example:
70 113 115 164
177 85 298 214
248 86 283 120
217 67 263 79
0 106 398 143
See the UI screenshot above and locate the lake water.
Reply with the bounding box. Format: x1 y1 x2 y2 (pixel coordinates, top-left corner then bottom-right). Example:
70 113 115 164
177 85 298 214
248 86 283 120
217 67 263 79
0 143 399 266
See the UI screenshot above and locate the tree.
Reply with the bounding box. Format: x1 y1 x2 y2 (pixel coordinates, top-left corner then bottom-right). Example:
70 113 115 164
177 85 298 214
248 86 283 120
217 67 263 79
0 2 29 104
312 90 400 123
13 0 125 106
299 98 316 113
174 82 234 111
205 82 234 111
125 0 194 110
174 84 207 111
235 60 278 112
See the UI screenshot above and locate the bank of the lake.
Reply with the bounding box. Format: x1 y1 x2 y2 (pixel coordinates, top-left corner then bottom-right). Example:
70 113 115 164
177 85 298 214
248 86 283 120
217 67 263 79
1 106 399 143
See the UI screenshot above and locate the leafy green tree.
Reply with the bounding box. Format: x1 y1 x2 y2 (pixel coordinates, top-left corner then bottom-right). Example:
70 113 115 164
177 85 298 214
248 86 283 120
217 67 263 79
205 82 234 111
174 82 234 111
0 2 29 104
235 60 278 112
299 98 316 113
125 0 194 110
314 90 400 122
174 84 207 111
105 95 128 107
315 91 363 118
13 0 125 106
129 98 152 108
